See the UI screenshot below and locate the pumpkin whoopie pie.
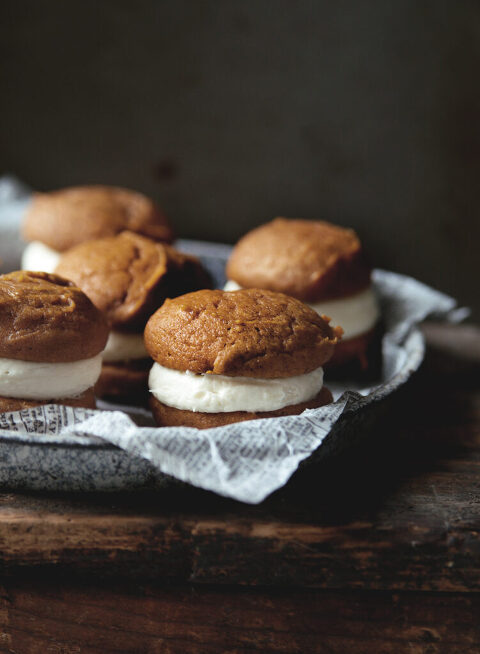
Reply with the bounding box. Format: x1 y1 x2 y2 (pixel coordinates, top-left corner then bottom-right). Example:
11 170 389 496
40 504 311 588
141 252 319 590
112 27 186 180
144 288 341 429
55 231 211 403
225 218 381 373
22 185 173 273
0 271 109 411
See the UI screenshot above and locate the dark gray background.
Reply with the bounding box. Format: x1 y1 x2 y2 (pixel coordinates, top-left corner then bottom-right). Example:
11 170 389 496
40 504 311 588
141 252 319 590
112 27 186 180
1 1 478 317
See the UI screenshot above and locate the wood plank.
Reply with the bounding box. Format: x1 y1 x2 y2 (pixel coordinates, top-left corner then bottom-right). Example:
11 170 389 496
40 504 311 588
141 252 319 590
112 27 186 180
0 580 479 654
0 324 477 591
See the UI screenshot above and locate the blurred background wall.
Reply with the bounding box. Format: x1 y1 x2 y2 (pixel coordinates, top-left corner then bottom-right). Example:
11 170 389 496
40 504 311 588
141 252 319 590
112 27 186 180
1 0 478 317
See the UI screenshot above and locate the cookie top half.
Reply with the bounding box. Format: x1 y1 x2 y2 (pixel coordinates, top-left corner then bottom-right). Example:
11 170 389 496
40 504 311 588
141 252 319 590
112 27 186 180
22 185 173 251
55 231 211 331
144 288 342 378
226 218 371 302
0 271 109 362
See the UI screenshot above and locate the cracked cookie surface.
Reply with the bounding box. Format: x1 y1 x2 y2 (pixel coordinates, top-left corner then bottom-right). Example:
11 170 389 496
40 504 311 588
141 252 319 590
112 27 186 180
0 271 108 362
56 231 211 331
144 288 342 378
23 185 173 251
226 217 371 301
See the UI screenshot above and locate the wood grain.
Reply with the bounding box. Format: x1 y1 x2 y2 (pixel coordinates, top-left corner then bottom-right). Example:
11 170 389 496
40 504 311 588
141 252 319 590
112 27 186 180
0 581 479 654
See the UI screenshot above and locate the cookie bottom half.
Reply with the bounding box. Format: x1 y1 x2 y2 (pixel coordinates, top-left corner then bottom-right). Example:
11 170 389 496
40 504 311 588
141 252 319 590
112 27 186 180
325 325 383 379
0 387 96 412
95 360 151 404
150 385 333 429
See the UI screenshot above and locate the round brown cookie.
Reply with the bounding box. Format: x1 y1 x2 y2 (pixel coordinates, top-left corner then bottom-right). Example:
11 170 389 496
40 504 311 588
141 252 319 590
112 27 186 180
145 288 342 379
150 386 333 429
95 360 151 405
56 231 212 331
226 218 371 302
22 185 173 252
0 271 109 362
0 388 96 412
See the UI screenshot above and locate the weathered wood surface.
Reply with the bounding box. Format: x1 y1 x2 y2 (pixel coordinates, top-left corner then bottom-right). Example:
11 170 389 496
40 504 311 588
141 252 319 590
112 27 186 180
0 324 477 592
0 582 479 654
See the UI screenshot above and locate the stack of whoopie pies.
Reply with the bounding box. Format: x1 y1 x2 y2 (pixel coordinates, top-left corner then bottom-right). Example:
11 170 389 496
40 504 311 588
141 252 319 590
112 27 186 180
8 185 381 426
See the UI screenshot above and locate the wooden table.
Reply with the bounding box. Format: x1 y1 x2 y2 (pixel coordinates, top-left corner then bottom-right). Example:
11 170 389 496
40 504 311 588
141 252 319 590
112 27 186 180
0 323 478 653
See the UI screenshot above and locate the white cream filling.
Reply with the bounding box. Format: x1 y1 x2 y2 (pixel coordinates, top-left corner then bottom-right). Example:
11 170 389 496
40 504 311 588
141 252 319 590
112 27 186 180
21 241 62 274
308 287 379 339
0 354 103 400
224 280 379 340
102 331 148 363
223 280 245 292
149 363 324 413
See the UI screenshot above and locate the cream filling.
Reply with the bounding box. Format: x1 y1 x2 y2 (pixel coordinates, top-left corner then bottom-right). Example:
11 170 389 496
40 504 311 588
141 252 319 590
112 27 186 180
149 362 324 413
21 241 62 274
224 280 379 340
102 331 148 363
0 354 103 400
